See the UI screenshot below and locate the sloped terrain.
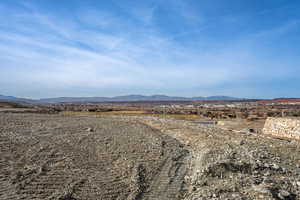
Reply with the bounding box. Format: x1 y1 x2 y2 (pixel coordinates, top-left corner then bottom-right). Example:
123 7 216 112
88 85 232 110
0 113 188 200
125 116 300 200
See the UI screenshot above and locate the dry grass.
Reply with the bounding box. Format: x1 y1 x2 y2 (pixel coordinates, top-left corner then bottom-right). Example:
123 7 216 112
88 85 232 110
61 111 202 120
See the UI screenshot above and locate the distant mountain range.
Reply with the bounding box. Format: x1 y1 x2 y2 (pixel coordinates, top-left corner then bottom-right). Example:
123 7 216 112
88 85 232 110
0 95 18 101
0 94 243 103
39 95 243 103
0 95 36 104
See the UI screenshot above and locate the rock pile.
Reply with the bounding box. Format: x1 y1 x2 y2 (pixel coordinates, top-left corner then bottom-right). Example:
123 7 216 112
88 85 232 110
263 117 300 140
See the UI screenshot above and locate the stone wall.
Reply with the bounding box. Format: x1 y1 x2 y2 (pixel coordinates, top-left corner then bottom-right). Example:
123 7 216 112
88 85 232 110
263 117 300 139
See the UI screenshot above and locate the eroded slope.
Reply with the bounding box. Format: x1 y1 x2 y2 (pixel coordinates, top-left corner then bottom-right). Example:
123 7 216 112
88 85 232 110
120 116 300 200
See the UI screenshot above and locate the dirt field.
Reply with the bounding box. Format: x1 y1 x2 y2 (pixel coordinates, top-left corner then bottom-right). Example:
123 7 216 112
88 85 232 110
0 113 188 200
115 115 300 200
1 113 300 200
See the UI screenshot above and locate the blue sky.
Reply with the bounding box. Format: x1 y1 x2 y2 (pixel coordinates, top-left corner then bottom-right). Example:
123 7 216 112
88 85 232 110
0 0 299 99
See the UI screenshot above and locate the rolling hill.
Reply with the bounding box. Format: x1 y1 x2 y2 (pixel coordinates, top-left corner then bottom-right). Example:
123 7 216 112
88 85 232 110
0 94 243 103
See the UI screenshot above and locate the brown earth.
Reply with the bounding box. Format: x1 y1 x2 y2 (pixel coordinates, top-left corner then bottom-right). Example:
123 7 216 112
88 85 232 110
115 115 300 200
0 113 188 200
1 113 300 200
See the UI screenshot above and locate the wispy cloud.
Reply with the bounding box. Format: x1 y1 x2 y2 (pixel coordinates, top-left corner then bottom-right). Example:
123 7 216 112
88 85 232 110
0 1 299 98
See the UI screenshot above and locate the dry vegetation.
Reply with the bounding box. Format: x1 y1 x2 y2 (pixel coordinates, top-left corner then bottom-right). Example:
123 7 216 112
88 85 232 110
62 111 202 121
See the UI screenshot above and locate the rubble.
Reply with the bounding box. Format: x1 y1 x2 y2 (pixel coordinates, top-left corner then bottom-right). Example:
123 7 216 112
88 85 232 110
122 115 300 200
263 117 300 140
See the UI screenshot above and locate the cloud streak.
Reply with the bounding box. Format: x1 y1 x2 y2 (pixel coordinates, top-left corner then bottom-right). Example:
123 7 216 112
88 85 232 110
0 1 299 98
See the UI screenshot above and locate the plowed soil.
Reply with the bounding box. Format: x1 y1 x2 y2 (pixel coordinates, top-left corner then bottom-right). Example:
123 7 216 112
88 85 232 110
2 113 300 200
0 113 188 200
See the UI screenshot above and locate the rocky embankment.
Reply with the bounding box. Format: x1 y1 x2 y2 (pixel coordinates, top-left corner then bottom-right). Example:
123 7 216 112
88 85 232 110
263 117 300 140
120 115 300 200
